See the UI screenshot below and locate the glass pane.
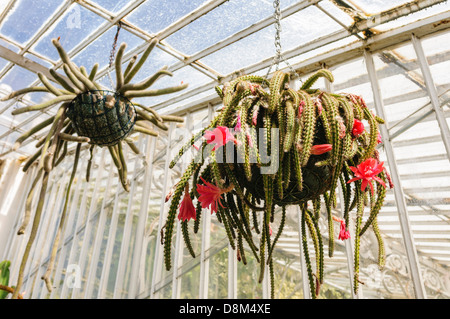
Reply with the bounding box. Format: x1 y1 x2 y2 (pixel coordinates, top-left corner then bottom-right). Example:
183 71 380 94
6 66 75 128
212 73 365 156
125 0 208 34
201 6 342 75
71 27 144 71
351 0 410 14
0 0 64 45
89 0 131 13
31 4 105 62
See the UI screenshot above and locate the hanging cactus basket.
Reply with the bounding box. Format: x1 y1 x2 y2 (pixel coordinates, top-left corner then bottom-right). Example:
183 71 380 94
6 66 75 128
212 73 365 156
163 69 394 299
0 35 188 299
67 90 137 147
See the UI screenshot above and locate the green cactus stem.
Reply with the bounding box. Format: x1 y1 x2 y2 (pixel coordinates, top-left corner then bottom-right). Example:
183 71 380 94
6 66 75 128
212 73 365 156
2 35 189 297
162 69 390 298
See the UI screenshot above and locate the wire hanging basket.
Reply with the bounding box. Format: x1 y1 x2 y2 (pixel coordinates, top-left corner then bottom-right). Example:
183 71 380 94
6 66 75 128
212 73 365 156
67 90 136 147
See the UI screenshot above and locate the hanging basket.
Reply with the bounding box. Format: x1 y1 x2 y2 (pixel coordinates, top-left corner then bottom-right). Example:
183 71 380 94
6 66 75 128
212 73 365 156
233 119 333 206
163 69 392 299
66 90 136 147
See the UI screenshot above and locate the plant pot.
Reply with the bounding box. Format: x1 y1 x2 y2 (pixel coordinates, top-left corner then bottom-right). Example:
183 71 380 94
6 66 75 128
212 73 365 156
232 119 333 205
67 90 136 146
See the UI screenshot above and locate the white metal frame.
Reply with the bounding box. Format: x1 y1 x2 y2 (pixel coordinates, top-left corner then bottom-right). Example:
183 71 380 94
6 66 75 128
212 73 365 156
0 0 449 300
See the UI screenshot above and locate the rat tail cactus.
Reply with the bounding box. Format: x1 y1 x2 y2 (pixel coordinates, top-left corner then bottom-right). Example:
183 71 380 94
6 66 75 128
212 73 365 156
163 69 392 299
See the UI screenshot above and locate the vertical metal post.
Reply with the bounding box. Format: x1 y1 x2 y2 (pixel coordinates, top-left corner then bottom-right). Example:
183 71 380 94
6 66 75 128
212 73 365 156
82 159 115 299
96 170 123 298
113 137 143 299
60 151 92 299
150 122 176 298
127 135 157 299
73 147 107 298
411 33 450 162
364 49 427 299
199 104 214 299
227 244 237 299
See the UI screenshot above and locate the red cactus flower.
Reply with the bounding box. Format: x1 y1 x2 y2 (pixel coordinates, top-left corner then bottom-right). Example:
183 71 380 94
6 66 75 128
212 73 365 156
196 177 232 214
310 144 332 155
178 185 196 222
348 158 386 195
352 119 365 138
338 220 350 241
204 126 238 151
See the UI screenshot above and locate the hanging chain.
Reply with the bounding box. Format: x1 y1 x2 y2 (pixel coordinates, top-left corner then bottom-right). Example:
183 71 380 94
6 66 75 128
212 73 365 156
273 0 282 71
266 0 299 80
107 21 122 90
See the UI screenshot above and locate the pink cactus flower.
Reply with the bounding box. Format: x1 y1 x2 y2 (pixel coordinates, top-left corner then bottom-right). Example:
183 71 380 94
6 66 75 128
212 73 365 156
204 126 239 151
352 119 365 138
348 158 386 195
196 177 232 214
338 220 351 241
178 185 196 222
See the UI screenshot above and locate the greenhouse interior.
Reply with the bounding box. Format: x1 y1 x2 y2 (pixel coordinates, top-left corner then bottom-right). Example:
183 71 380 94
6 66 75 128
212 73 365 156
0 0 449 300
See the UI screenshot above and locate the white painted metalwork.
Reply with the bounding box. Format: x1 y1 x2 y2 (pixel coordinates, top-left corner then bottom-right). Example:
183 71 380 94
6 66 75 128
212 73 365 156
199 104 214 299
150 122 176 298
0 0 449 300
364 50 427 299
74 147 107 298
411 33 450 161
127 135 157 299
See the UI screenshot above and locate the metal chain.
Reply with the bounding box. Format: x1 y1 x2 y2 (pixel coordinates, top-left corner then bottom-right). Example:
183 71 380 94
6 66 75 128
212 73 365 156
107 21 122 90
266 0 299 80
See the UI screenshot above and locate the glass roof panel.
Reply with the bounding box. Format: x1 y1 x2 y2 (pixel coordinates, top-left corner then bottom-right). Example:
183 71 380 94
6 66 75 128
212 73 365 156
125 0 209 35
0 37 20 53
165 0 280 56
133 64 212 107
0 65 38 92
0 0 65 45
0 57 9 74
201 5 343 75
88 0 131 13
71 27 144 72
30 3 105 62
165 0 302 56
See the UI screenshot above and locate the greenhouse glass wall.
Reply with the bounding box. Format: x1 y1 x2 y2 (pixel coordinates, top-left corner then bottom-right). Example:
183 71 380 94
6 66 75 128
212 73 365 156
0 0 449 300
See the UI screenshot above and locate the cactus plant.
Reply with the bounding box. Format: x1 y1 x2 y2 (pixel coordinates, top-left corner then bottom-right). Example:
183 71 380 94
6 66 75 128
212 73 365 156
163 69 392 299
1 37 188 298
